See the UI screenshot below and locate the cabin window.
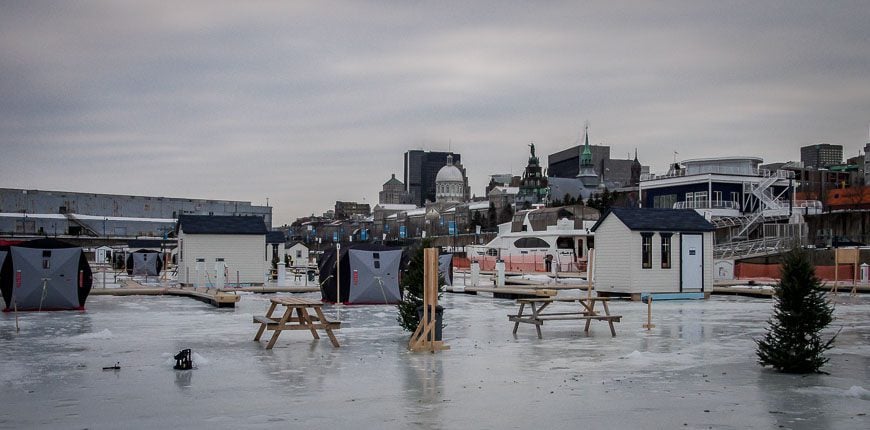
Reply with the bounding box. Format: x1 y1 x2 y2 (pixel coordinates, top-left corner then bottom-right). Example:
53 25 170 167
179 239 183 262
661 233 672 269
514 237 550 249
42 250 51 269
641 233 653 269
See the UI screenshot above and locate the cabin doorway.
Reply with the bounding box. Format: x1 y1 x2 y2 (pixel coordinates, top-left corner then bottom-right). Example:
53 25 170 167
681 234 703 292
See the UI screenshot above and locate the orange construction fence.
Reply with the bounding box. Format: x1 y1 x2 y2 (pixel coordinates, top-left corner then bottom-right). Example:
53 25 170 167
735 262 857 281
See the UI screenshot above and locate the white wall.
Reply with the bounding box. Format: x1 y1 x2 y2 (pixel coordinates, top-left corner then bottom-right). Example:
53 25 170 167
178 231 266 286
592 216 634 293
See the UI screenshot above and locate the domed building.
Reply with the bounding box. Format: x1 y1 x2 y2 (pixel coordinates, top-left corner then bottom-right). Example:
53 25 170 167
435 155 468 203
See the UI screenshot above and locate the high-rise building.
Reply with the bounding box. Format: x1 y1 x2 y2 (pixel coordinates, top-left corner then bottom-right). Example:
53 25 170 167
865 142 870 185
404 150 464 206
548 144 610 178
800 143 843 169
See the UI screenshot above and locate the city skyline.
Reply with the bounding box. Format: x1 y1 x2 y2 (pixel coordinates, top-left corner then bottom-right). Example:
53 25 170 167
2 2 869 224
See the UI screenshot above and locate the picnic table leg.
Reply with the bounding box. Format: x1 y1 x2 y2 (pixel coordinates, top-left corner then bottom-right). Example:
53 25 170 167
254 302 278 341
266 306 292 349
603 301 617 336
314 307 340 347
531 302 543 339
512 302 526 334
298 307 321 340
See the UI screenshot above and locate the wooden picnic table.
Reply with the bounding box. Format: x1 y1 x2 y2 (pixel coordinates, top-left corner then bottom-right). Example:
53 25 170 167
509 296 622 339
253 297 341 349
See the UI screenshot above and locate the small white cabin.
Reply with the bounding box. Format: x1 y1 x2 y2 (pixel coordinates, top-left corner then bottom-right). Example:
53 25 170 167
176 215 268 286
591 208 714 298
287 242 310 267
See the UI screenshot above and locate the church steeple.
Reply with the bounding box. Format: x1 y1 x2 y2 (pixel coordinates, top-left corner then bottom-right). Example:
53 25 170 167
580 123 593 168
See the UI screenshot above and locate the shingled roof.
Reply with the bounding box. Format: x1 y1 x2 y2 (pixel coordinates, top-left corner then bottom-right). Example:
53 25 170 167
266 231 286 244
176 215 268 235
590 208 715 232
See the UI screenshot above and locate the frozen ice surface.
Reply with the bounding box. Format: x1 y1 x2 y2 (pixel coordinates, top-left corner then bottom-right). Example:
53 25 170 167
1 291 868 429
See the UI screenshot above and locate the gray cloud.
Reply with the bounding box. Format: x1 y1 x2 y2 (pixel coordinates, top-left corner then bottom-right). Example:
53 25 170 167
2 1 869 223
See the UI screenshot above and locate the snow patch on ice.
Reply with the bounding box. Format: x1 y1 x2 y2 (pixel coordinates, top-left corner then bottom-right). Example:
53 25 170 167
794 385 870 400
72 329 113 340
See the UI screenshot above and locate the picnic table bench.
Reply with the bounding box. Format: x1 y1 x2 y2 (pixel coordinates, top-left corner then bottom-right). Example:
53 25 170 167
253 297 341 349
508 296 621 338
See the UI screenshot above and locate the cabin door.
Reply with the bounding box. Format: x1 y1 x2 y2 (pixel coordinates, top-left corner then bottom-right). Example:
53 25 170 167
681 234 703 292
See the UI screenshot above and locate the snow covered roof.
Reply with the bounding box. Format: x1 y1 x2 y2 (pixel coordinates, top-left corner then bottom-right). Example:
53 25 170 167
0 212 175 223
376 204 418 211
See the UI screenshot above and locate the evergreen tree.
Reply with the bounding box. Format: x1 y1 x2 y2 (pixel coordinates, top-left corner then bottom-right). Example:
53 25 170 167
756 247 837 373
500 204 515 224
397 240 443 332
487 202 498 230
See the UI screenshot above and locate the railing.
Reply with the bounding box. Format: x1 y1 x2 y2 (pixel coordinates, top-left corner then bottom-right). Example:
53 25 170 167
673 200 740 210
714 236 800 260
793 200 823 210
642 167 795 182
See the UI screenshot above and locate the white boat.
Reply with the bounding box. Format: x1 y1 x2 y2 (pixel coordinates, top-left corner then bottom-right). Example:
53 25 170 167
466 206 598 273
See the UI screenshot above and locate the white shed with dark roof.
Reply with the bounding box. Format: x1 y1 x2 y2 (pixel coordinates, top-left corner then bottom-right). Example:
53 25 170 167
176 215 268 286
590 208 715 298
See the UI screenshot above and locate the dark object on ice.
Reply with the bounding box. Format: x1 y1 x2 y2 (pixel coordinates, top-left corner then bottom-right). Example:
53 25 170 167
125 250 163 276
318 244 405 304
0 238 93 311
756 247 836 373
416 304 444 341
102 362 121 370
174 349 193 370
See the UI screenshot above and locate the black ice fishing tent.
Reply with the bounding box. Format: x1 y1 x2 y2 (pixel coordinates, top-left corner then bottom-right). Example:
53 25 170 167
0 238 93 311
126 250 163 276
318 244 404 304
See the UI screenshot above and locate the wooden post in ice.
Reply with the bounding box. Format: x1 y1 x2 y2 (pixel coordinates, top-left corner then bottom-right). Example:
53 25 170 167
335 243 341 319
831 247 839 295
585 249 595 300
643 294 655 330
408 248 449 353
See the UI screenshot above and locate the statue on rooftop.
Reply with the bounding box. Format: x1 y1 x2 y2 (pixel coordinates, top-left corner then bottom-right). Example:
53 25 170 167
529 142 535 158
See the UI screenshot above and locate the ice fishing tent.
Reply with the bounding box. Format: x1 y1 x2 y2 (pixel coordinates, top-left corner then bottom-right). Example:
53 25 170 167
125 250 163 276
0 238 93 311
318 244 404 304
439 253 454 286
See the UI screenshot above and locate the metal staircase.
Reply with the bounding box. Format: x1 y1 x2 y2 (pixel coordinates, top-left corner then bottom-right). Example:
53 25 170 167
64 213 101 237
734 175 790 239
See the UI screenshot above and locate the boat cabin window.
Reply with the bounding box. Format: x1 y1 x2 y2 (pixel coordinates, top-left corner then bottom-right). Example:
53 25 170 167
486 248 499 257
557 237 583 258
513 237 549 249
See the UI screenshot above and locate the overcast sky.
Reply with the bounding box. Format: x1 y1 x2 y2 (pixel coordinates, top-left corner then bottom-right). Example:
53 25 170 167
2 1 869 224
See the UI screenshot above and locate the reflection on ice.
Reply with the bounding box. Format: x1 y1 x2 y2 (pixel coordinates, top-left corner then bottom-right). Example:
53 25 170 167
0 292 868 429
